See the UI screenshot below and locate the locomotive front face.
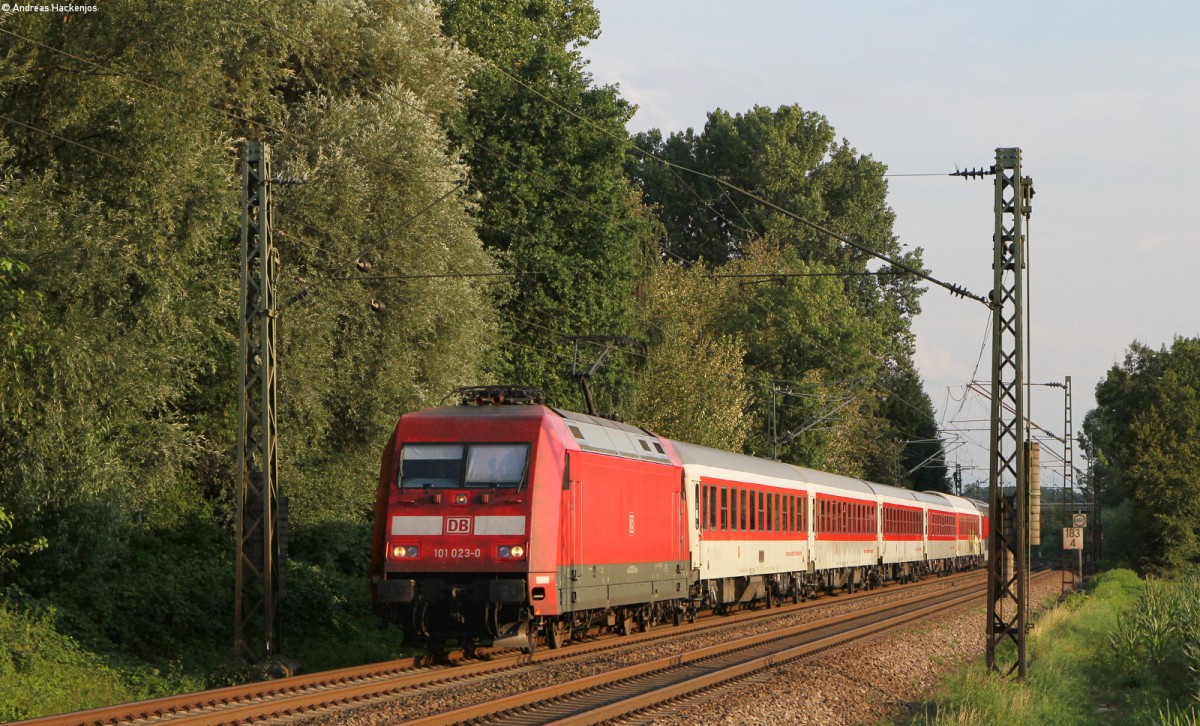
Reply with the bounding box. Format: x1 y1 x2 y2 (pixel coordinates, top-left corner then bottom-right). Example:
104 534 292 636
372 406 563 648
384 440 533 581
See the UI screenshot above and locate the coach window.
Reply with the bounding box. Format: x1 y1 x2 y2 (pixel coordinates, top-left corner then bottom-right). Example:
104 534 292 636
749 490 757 531
765 493 773 532
720 487 728 531
739 489 747 531
399 444 465 489
709 486 718 531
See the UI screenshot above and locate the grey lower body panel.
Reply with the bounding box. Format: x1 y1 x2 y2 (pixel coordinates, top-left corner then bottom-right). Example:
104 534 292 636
557 560 689 612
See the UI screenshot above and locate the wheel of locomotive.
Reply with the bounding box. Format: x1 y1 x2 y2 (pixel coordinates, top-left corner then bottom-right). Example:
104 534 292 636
672 602 682 627
548 619 570 650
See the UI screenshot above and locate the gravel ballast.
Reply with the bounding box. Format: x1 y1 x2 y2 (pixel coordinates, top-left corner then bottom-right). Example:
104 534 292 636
645 573 1065 725
299 574 1063 725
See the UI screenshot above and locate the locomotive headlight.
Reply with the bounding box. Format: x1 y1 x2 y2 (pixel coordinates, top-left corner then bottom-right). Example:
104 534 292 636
497 544 526 559
391 545 418 559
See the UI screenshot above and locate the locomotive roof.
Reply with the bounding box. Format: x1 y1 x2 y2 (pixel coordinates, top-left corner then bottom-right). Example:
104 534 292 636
553 408 672 464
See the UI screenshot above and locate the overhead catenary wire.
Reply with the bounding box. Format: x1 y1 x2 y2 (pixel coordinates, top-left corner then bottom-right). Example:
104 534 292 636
478 57 991 307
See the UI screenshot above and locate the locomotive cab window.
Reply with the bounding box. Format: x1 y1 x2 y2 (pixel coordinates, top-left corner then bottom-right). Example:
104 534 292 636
399 443 529 489
399 444 464 488
466 444 529 487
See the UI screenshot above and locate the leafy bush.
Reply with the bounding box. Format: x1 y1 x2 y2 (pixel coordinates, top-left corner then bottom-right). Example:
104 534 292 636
0 598 204 721
37 508 232 666
278 560 410 670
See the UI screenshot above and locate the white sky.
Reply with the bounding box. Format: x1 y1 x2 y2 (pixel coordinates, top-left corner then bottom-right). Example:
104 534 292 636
581 0 1200 488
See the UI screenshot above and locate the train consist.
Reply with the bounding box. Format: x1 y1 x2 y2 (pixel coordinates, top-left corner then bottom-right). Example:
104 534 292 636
370 388 988 652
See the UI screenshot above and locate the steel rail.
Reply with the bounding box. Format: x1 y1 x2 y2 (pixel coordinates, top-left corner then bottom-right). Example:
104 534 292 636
403 573 1015 725
17 570 989 726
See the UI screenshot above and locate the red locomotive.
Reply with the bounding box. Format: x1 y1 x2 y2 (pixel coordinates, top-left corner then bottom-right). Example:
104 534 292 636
370 387 987 652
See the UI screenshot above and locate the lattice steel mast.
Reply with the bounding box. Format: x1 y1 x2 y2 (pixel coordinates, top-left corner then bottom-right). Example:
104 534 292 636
1062 376 1076 592
235 141 284 662
986 147 1033 678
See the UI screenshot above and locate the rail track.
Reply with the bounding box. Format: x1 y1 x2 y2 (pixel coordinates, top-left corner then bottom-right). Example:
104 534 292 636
19 569 1006 726
405 570 1054 725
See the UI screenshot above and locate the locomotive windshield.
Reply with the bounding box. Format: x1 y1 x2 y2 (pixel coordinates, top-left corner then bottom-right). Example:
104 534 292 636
399 443 529 489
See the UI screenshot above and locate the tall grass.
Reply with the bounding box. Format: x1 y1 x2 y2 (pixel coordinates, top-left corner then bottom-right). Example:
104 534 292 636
904 569 1200 726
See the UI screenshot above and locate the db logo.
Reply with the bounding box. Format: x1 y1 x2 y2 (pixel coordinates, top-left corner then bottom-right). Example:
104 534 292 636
445 517 472 534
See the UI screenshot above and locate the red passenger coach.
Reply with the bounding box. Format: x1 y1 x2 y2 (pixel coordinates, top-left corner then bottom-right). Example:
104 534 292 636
370 388 689 651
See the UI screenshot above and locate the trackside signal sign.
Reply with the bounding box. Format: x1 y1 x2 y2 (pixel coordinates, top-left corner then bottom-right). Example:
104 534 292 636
1063 527 1084 550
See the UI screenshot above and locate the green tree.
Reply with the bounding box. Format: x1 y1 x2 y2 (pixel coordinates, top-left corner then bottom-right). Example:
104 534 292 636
629 104 925 362
625 261 752 451
628 106 945 484
876 361 950 491
440 0 658 411
1083 338 1200 573
717 239 885 472
0 0 496 656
